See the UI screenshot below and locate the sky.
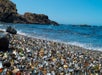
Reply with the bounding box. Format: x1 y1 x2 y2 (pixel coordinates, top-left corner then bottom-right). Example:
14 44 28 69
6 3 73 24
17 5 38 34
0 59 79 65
12 0 102 25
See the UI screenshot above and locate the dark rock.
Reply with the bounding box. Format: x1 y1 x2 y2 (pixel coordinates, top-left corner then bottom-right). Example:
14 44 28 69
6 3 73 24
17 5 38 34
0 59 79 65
3 61 11 67
0 0 59 25
0 37 9 51
6 26 17 34
10 54 16 60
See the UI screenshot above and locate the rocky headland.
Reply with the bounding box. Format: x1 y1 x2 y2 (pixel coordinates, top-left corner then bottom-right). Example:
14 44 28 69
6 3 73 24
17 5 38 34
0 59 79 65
0 0 58 25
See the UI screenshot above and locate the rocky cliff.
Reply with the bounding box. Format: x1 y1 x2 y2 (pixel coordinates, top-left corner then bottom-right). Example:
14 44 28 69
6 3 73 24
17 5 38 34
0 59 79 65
0 0 58 25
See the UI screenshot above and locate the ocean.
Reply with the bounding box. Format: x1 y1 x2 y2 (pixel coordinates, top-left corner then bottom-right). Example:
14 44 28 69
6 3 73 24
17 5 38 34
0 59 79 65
0 24 102 51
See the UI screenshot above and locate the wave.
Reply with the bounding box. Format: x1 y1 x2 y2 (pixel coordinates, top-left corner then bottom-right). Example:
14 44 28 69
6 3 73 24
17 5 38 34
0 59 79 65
67 41 102 51
17 30 27 36
0 28 5 32
47 39 102 51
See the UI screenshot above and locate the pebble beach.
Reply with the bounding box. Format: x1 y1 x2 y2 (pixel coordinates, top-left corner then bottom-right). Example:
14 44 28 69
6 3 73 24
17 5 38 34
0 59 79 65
0 0 102 74
0 33 102 75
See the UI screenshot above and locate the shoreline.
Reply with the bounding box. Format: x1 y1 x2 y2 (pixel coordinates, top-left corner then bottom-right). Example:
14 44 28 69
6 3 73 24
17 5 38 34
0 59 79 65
1 24 102 51
17 33 102 53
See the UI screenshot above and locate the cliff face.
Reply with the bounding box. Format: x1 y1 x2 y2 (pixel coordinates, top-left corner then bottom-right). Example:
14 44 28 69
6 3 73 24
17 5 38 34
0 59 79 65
0 0 58 25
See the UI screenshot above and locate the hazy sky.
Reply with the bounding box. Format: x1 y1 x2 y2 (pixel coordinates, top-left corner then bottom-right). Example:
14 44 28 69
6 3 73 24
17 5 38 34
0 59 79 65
12 0 102 25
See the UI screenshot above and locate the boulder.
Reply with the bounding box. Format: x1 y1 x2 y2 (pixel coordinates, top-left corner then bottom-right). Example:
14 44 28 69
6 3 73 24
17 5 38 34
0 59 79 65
0 37 9 51
6 26 17 34
3 61 11 67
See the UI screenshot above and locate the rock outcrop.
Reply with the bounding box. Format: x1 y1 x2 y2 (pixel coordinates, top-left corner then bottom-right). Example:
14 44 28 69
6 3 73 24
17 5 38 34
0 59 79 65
0 0 17 22
0 0 58 25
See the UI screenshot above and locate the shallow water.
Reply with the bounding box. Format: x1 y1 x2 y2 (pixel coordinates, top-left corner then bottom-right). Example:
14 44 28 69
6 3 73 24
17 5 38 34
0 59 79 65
0 24 102 51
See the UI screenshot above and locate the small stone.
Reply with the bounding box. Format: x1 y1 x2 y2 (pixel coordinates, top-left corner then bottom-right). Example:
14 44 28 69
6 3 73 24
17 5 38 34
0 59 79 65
63 65 68 69
12 68 20 74
3 53 8 59
43 68 47 75
26 48 31 53
47 72 51 75
13 50 17 55
0 53 3 57
39 48 44 53
39 48 44 57
21 56 26 60
60 72 64 75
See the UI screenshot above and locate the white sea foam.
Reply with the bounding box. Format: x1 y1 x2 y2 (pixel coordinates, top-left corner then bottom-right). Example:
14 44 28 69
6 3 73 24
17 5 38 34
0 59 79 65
0 28 5 32
17 30 27 36
67 41 102 51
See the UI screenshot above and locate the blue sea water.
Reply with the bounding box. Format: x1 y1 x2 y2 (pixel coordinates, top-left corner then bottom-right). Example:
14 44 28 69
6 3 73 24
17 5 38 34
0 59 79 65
0 24 102 51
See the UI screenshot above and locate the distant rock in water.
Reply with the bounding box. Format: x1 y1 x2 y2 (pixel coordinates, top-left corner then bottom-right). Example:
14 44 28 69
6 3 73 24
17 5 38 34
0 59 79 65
79 24 91 27
6 26 17 34
0 0 58 25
